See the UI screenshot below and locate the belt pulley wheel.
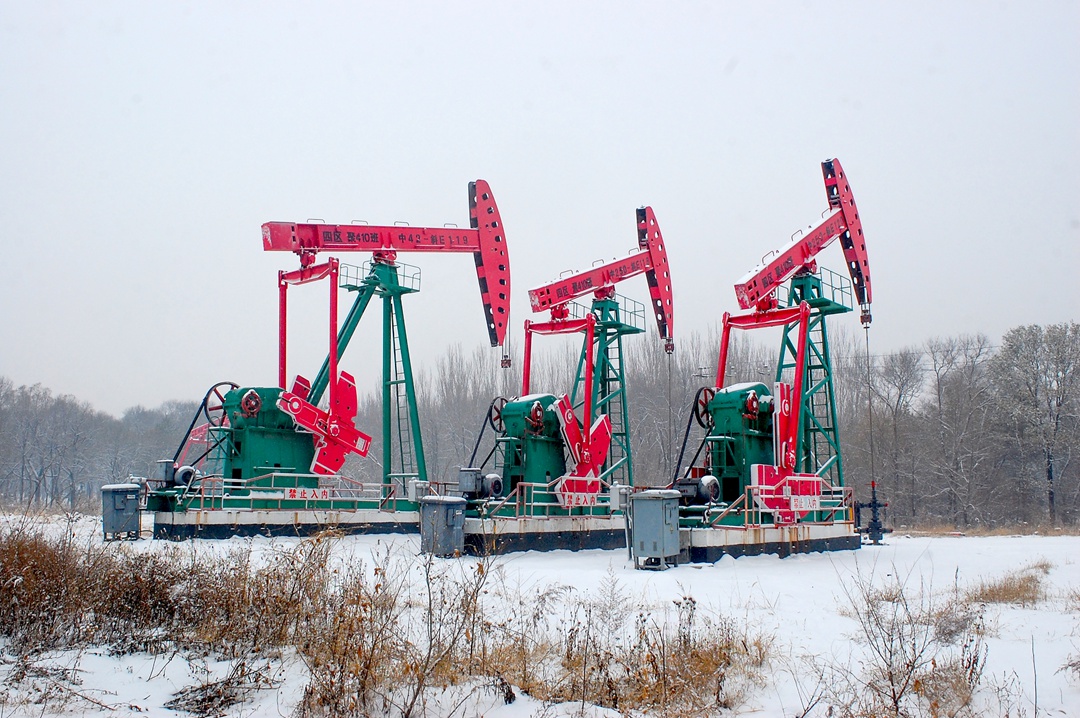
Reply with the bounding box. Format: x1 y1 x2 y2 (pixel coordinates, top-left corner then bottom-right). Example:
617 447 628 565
693 386 716 430
488 396 508 433
203 381 239 427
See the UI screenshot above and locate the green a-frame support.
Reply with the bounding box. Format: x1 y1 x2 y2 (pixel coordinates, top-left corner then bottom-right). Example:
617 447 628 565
308 260 427 488
774 268 854 486
568 295 645 487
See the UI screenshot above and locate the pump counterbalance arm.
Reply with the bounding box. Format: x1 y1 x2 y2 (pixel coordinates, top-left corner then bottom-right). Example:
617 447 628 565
733 159 872 326
262 180 511 349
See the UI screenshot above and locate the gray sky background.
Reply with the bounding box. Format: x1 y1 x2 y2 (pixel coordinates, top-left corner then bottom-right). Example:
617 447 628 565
1 1 1077 417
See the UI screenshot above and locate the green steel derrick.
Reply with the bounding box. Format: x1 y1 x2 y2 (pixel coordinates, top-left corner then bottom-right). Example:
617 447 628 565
489 205 672 512
673 158 871 538
568 295 645 487
317 260 427 488
775 268 853 487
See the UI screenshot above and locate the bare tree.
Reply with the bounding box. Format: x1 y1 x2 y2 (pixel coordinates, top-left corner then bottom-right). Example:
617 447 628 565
871 348 924 523
922 335 997 526
990 322 1080 524
3 319 1078 530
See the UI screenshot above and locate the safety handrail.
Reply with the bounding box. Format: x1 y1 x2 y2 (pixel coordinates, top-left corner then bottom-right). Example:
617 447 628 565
477 479 619 519
703 484 852 528
174 472 416 513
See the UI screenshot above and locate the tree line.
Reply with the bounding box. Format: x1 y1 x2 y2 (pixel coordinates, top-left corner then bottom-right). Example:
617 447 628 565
1 321 1077 529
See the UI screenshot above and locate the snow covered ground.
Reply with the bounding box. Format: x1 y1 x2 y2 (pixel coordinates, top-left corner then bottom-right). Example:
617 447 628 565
2 514 1077 716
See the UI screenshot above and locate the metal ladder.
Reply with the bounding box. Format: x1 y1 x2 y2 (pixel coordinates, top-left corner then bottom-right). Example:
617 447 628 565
801 313 841 483
389 306 417 483
599 338 630 486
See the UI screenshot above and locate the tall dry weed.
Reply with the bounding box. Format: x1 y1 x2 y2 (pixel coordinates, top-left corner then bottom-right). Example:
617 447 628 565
965 560 1049 606
479 567 771 717
1 521 774 717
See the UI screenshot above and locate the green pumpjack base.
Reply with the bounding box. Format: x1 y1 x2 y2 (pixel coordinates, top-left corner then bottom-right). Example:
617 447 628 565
464 528 626 555
685 533 861 563
679 522 862 563
152 509 419 541
462 515 628 555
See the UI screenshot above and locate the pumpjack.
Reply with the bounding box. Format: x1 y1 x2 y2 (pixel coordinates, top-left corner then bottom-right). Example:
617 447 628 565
666 158 870 561
457 206 673 553
148 181 510 539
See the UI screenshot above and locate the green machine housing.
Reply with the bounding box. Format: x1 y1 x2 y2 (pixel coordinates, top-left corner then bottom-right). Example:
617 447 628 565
703 382 775 503
458 393 620 518
218 388 315 479
494 394 566 489
674 270 856 527
146 386 326 512
459 394 566 504
674 382 775 506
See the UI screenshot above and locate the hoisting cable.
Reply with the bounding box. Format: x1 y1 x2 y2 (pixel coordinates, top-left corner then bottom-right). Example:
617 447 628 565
667 352 673 481
864 326 877 485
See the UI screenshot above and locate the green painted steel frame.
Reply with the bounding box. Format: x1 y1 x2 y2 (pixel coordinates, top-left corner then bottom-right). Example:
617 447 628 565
775 272 851 487
309 261 427 486
569 297 644 487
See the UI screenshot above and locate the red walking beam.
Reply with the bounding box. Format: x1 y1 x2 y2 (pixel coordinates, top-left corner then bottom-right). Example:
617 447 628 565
527 206 674 351
733 159 871 326
262 180 511 351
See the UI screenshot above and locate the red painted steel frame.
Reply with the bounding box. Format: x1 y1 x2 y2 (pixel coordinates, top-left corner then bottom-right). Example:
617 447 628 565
262 180 511 349
278 260 338 397
715 302 811 469
733 159 871 325
275 258 373 474
523 316 607 484
521 316 596 426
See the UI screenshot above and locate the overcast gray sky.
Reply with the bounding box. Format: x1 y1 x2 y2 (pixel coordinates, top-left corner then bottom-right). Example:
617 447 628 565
1 1 1077 417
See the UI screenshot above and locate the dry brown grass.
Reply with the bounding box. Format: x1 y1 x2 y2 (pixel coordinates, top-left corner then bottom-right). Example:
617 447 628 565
0 521 774 717
823 565 992 718
965 561 1050 606
1065 585 1080 613
476 573 772 717
902 522 1080 537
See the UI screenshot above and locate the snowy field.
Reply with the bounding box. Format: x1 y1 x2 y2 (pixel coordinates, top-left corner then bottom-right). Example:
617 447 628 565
2 514 1078 717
